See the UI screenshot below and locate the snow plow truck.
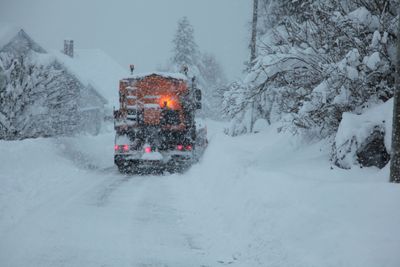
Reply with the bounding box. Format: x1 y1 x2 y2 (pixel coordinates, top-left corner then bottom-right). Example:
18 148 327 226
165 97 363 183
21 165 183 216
113 72 207 173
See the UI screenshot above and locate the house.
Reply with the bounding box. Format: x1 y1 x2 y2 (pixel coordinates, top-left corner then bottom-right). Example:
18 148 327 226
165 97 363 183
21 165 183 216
0 25 127 137
53 41 128 134
53 45 127 110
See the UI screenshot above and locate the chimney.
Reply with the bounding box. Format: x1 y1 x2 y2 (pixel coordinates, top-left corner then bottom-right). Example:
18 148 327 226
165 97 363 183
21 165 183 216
63 40 74 58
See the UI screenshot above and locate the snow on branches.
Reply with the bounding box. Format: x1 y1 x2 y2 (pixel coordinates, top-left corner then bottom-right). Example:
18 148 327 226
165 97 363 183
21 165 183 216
223 0 398 168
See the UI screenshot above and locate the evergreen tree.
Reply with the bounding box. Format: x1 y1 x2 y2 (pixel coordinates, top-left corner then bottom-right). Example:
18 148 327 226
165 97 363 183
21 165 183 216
169 17 226 118
199 52 227 118
171 16 200 69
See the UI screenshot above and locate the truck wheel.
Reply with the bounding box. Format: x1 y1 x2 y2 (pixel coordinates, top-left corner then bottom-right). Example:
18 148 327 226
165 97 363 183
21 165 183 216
166 161 187 174
117 165 124 173
116 160 133 174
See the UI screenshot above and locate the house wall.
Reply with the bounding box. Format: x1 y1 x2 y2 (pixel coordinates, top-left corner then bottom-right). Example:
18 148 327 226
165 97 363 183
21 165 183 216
78 84 107 135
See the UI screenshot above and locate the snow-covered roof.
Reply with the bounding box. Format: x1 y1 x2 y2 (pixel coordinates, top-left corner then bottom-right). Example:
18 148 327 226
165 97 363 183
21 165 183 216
0 27 46 55
52 49 128 108
123 72 187 81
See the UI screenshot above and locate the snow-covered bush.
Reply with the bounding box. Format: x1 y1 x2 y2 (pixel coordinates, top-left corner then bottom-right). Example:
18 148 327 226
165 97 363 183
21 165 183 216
222 81 253 136
222 0 398 168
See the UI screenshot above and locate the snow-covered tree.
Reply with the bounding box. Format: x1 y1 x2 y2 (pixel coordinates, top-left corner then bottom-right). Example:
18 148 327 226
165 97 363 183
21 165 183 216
0 29 81 140
171 16 200 69
223 0 398 168
224 0 398 136
198 52 227 117
168 17 226 118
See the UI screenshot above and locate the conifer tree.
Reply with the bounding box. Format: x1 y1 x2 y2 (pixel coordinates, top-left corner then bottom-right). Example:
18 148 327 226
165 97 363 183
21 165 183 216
169 17 226 118
171 16 200 69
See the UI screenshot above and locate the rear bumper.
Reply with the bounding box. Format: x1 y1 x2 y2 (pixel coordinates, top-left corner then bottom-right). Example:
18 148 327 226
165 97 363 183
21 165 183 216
114 151 192 169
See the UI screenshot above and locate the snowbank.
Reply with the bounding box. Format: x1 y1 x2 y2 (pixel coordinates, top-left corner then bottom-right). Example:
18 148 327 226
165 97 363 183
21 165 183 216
0 139 98 232
0 129 114 232
334 99 392 168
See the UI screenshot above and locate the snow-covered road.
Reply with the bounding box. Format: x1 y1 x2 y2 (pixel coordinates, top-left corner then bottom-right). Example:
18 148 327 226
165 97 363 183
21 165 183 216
1 121 400 267
0 127 207 266
0 172 206 266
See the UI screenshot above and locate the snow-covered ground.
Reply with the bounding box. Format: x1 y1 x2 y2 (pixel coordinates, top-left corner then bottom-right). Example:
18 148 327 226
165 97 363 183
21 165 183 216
0 121 399 267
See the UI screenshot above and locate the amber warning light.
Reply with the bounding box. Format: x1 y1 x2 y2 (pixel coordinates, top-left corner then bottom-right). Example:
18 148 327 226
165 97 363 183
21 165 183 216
159 96 179 110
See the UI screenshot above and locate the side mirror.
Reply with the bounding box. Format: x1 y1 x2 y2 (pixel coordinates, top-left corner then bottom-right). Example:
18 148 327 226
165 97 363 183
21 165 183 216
113 109 120 119
195 89 202 101
195 89 202 109
196 102 202 109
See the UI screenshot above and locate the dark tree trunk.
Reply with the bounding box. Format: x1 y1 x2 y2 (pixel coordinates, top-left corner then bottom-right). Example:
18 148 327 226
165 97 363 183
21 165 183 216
250 0 258 64
249 0 258 133
390 8 400 183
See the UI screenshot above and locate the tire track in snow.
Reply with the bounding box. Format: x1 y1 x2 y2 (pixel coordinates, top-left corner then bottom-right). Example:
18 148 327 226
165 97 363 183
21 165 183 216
53 138 104 170
52 137 138 207
47 136 211 265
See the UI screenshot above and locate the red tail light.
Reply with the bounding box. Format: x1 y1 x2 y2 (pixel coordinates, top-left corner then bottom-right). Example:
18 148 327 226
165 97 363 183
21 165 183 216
144 147 152 153
186 145 192 151
114 145 120 151
177 145 183 151
122 144 129 152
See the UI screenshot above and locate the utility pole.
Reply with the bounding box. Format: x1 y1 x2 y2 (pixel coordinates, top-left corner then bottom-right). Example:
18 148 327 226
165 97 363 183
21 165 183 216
249 0 258 133
390 10 400 183
250 0 258 64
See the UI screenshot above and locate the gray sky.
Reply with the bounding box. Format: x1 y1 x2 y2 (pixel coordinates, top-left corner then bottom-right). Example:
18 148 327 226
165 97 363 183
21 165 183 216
0 0 251 80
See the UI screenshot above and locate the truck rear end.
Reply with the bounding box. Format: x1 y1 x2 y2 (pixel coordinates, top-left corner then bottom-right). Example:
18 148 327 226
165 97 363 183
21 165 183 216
113 72 205 173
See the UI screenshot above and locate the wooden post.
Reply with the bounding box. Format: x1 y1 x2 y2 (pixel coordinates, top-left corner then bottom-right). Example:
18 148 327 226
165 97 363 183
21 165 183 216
63 40 74 58
250 0 258 64
390 11 400 183
249 0 258 133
